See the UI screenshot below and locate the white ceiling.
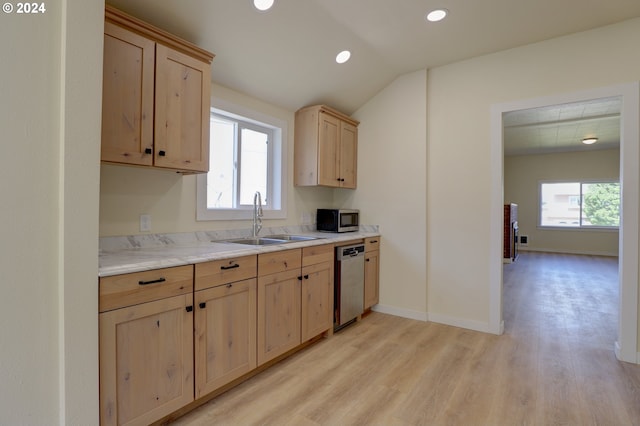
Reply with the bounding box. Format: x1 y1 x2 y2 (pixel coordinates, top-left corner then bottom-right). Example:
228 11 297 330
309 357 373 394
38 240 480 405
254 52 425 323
503 97 621 156
105 0 640 116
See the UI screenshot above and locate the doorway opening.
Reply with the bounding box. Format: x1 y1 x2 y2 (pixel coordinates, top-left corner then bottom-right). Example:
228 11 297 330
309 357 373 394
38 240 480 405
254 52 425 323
490 83 639 364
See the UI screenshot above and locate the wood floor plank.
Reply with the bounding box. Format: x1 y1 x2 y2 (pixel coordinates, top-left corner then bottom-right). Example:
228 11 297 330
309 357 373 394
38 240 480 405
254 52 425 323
171 252 640 426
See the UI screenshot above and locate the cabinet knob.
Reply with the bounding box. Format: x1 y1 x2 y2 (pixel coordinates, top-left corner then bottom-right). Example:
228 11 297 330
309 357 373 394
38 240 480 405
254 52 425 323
297 276 303 281
144 148 152 155
158 150 166 156
304 274 309 279
185 306 193 312
199 302 206 309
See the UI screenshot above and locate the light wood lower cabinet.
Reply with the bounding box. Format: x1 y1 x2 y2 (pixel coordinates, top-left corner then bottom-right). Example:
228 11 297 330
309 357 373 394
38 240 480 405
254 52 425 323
257 244 334 366
194 278 257 398
301 259 334 341
99 268 195 426
193 256 257 398
364 237 380 310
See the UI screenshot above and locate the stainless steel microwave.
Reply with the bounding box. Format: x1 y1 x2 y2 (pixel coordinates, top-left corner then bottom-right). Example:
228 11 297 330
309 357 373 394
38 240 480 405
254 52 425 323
316 209 360 233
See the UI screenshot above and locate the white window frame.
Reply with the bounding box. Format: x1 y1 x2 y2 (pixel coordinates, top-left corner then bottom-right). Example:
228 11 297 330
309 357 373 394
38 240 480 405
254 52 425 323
538 179 620 230
196 98 287 221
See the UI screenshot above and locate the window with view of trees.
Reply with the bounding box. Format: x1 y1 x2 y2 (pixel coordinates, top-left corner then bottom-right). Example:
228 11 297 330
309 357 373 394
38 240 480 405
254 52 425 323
196 103 287 221
540 181 620 228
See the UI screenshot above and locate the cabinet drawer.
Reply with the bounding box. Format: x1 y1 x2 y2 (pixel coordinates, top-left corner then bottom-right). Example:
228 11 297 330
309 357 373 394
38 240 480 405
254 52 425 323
365 236 380 252
99 265 193 312
302 243 334 267
258 249 301 276
195 255 257 290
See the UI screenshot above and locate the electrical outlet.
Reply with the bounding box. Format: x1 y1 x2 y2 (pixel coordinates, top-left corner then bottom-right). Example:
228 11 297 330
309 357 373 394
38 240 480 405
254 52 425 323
140 214 151 232
520 235 528 246
301 212 314 225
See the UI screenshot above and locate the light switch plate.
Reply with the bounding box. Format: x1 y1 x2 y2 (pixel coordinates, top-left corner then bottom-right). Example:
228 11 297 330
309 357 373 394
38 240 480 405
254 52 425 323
140 214 151 232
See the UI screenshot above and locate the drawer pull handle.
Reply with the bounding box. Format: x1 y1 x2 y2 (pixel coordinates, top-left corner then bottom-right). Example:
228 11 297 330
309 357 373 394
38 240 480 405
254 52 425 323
220 264 240 270
138 278 166 286
370 240 378 243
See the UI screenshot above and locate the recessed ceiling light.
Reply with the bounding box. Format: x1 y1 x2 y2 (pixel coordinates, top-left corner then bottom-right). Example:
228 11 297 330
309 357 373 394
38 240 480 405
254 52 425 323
253 0 274 12
426 9 448 22
336 50 351 64
582 137 598 145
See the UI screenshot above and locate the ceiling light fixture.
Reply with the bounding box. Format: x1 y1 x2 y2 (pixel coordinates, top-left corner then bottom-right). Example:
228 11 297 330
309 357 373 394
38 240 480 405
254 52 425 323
336 50 351 64
253 0 274 12
426 9 448 22
582 137 598 145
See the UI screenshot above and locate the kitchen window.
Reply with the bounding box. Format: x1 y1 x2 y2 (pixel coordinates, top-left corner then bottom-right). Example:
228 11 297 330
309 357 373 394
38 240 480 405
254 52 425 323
539 181 620 228
197 100 287 221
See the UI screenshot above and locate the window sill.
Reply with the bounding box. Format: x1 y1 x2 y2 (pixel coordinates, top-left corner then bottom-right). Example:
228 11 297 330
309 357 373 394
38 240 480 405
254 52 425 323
196 207 286 221
537 226 619 233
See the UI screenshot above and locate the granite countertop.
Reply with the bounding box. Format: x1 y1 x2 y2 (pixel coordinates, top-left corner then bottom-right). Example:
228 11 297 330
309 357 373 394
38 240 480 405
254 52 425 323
99 225 380 277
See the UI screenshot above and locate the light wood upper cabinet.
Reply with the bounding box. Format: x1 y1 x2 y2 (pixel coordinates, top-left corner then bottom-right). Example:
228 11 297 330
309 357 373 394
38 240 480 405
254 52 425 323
101 6 214 174
154 44 210 172
295 105 359 188
101 21 155 166
99 266 194 426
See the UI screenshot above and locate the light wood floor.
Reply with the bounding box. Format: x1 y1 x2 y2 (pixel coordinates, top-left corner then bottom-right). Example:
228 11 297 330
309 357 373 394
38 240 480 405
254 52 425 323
173 252 640 425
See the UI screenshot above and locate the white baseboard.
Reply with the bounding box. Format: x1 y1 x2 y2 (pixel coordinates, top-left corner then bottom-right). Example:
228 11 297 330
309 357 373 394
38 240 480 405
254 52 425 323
614 341 640 364
371 304 428 322
519 247 618 257
372 305 505 335
428 312 496 334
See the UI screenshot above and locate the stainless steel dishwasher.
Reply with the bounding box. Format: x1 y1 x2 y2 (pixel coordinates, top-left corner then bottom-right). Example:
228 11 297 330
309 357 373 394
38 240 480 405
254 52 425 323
334 243 365 330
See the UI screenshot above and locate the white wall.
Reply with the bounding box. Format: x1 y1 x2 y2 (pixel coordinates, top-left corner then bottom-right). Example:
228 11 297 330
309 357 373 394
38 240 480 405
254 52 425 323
0 0 103 424
505 149 620 256
340 69 428 319
99 83 334 236
427 18 640 340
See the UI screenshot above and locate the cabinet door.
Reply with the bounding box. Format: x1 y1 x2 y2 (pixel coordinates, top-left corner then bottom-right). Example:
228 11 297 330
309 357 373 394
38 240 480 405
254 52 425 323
364 250 380 309
339 121 358 189
99 294 194 426
155 44 211 173
257 269 301 365
194 278 257 398
301 260 333 341
317 112 340 187
101 22 155 166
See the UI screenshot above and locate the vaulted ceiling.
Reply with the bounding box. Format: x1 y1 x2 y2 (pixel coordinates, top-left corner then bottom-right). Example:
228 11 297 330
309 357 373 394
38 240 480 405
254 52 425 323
105 0 640 116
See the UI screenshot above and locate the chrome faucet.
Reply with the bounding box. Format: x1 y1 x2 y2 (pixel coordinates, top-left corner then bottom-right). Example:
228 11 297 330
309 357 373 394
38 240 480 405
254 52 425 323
252 191 263 237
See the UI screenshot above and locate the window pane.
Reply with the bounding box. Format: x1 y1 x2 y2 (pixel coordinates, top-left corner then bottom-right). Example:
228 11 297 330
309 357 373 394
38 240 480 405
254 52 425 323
581 182 620 227
540 183 581 227
239 127 268 206
207 117 235 208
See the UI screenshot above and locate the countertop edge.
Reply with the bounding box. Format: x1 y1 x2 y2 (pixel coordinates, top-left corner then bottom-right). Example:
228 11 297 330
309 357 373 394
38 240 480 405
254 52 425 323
99 231 380 277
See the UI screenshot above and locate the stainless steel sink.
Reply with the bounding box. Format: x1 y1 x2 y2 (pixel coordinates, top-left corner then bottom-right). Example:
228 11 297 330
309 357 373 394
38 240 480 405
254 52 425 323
214 234 322 245
264 234 321 241
216 237 288 245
